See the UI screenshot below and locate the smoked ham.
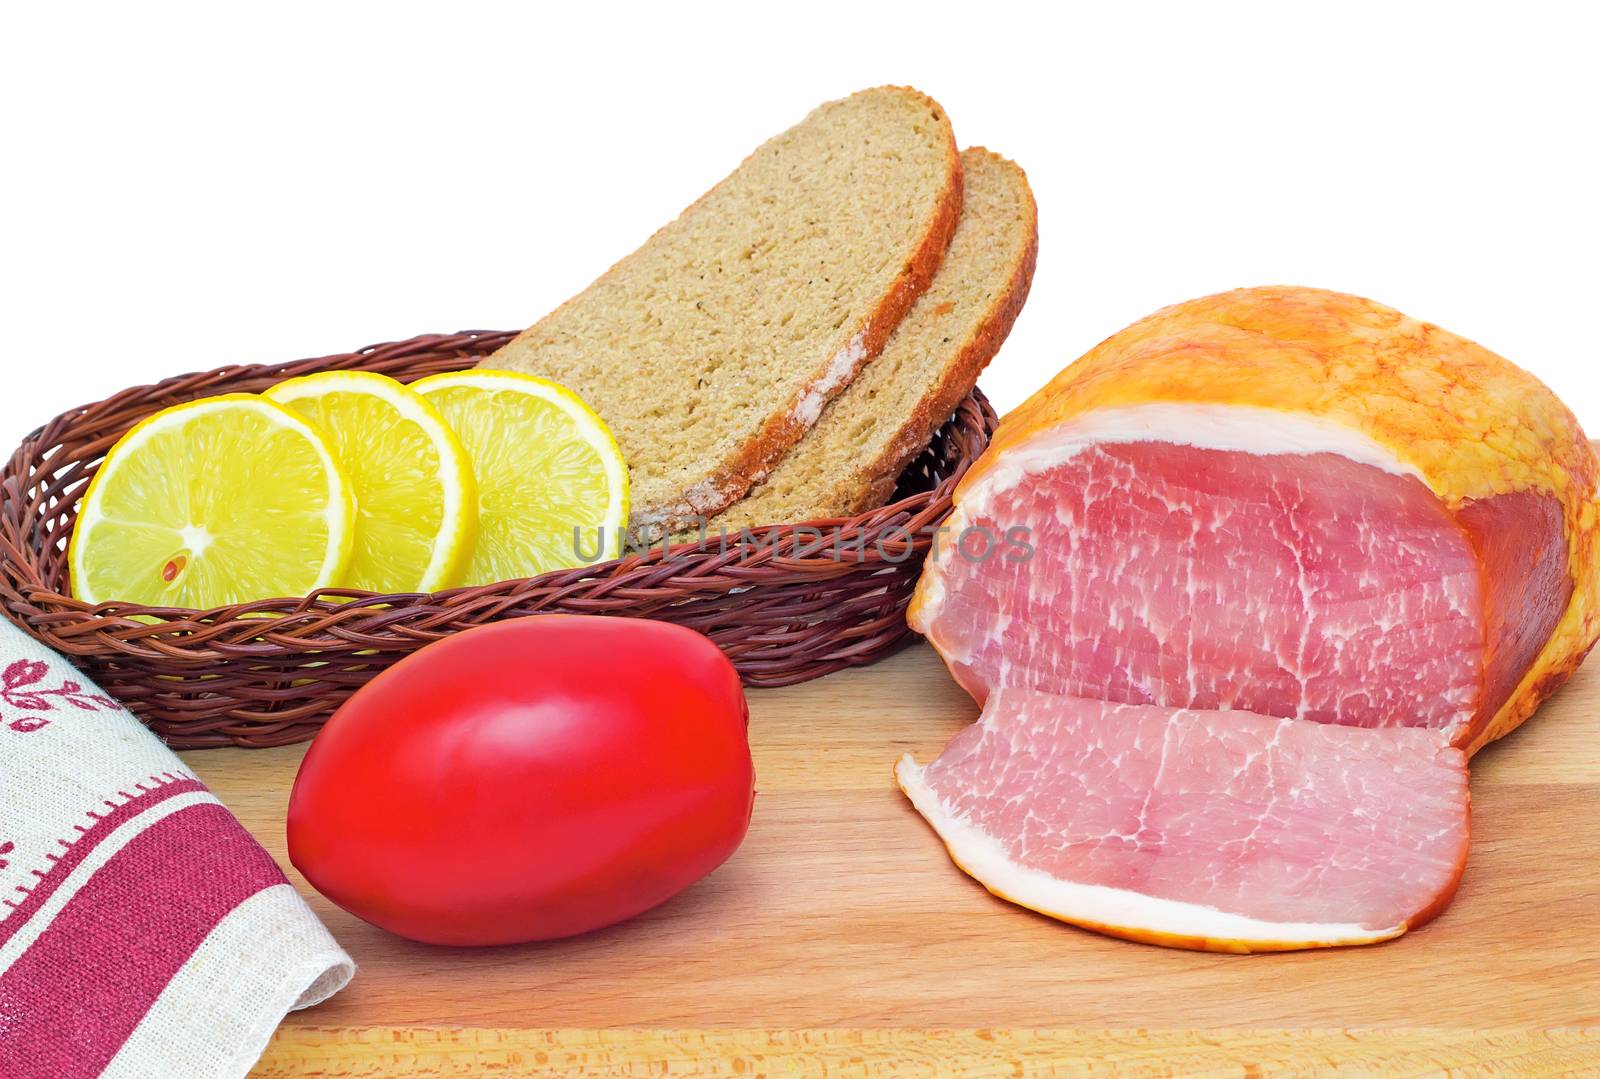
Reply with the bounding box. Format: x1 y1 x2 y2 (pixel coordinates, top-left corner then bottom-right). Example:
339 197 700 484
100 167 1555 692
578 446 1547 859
897 690 1469 952
902 286 1599 951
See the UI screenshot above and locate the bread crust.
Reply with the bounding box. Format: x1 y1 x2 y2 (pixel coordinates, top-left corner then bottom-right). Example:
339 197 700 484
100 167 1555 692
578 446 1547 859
699 148 1036 534
846 148 1037 514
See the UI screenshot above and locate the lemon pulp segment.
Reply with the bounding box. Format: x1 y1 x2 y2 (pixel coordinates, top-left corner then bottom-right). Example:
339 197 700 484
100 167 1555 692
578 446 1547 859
412 371 628 586
265 371 476 592
69 394 354 607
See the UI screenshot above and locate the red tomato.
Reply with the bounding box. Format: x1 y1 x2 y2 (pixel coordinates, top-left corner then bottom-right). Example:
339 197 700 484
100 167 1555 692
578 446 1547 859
287 615 754 946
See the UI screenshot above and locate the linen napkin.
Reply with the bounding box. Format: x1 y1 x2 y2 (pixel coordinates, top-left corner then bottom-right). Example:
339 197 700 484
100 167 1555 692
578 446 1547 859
0 618 353 1078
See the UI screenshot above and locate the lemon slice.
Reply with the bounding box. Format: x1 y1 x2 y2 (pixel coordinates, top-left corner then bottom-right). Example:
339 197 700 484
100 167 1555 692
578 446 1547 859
69 393 355 607
264 371 476 593
412 370 629 585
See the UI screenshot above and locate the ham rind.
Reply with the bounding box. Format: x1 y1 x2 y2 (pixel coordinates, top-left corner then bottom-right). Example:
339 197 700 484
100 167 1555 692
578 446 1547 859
921 434 1486 737
897 689 1470 952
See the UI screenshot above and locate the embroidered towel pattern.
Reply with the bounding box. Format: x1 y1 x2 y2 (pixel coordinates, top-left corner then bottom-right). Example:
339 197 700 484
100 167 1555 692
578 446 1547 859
0 620 352 1078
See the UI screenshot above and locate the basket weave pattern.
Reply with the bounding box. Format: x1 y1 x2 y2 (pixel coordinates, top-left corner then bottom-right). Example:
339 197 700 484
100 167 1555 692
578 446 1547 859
0 332 996 748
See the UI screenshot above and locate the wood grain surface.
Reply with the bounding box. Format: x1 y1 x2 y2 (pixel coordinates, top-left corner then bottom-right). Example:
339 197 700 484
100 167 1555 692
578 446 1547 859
180 642 1600 1076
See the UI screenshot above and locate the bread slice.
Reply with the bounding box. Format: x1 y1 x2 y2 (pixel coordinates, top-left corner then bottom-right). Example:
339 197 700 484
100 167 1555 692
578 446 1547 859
703 148 1037 532
482 86 962 534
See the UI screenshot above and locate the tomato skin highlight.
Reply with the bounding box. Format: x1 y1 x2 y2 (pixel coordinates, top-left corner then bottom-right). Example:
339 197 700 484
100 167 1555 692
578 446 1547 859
287 615 754 946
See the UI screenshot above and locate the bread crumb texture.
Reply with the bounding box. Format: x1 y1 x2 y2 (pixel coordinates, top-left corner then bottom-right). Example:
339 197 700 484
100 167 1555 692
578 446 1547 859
711 148 1037 530
484 87 960 527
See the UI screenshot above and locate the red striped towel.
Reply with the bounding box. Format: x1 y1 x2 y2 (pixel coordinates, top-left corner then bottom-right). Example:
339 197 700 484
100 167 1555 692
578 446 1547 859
0 621 352 1077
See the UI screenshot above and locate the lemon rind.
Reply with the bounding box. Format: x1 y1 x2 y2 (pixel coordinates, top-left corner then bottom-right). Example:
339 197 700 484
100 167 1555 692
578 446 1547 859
68 393 355 608
265 370 478 592
411 369 631 565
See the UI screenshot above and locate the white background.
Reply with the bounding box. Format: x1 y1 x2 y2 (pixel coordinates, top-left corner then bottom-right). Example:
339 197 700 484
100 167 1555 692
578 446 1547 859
3 2 1596 448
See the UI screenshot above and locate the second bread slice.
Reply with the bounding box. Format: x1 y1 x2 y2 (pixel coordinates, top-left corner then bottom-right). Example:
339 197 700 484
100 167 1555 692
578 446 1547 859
482 87 962 534
704 148 1037 533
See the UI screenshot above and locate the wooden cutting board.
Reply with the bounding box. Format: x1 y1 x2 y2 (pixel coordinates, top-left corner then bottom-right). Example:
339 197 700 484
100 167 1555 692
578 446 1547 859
181 642 1600 1077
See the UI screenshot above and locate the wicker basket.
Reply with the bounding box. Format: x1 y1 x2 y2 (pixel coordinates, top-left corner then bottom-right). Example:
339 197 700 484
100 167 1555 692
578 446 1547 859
0 331 996 748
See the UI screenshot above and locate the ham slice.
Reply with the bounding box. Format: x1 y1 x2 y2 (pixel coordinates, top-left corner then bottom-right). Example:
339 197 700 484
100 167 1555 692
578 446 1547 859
903 287 1600 951
922 437 1487 737
897 689 1469 952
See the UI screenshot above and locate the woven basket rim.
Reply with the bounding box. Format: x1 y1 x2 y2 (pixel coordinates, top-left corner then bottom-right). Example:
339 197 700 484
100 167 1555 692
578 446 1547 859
0 330 995 745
